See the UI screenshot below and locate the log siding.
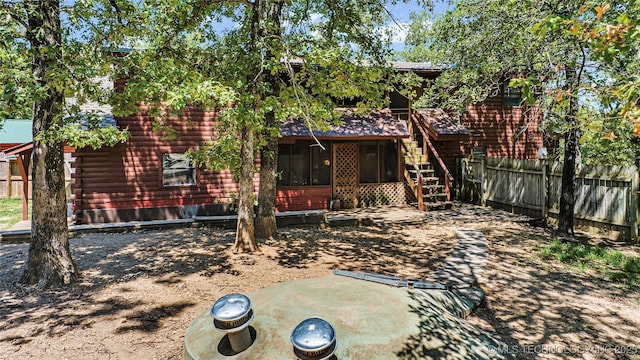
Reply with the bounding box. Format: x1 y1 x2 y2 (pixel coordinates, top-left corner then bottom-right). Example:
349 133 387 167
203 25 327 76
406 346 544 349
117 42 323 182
72 107 259 223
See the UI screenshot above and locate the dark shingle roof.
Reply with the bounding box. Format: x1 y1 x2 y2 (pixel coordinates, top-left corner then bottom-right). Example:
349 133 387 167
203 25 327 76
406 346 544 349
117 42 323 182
417 109 469 136
280 108 409 138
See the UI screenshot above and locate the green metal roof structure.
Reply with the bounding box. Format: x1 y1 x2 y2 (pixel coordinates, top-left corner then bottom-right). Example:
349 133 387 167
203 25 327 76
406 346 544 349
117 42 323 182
0 119 32 144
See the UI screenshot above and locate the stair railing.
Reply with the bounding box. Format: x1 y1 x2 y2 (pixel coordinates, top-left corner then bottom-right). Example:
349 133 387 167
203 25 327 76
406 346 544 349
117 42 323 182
411 113 454 201
401 141 426 211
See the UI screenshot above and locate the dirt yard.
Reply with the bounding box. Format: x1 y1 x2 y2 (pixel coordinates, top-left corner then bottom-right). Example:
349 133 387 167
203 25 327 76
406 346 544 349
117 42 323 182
1 204 639 359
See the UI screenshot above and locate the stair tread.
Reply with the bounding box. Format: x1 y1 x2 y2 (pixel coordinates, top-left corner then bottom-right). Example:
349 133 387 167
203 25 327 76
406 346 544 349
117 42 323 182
422 189 445 194
423 193 449 198
408 169 435 173
414 176 440 181
425 201 453 210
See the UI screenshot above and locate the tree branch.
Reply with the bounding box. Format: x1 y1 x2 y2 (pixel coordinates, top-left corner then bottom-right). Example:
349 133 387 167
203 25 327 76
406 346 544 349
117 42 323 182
376 0 403 28
576 43 587 87
107 0 125 26
2 1 29 30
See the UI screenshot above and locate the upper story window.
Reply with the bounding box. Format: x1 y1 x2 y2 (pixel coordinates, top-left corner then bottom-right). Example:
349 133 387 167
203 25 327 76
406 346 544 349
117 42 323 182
503 83 522 107
162 153 196 186
389 90 409 110
335 97 362 107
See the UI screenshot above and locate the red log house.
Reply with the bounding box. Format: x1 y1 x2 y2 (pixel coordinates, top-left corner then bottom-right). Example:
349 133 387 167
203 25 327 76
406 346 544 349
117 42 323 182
70 62 545 224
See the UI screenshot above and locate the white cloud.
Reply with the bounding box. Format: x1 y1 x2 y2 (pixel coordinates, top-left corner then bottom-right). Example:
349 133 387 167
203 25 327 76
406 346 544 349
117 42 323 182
378 22 409 44
309 13 323 23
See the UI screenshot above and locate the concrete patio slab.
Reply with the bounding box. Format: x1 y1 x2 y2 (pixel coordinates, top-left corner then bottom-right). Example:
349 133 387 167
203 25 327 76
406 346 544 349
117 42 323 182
184 227 502 360
184 275 508 360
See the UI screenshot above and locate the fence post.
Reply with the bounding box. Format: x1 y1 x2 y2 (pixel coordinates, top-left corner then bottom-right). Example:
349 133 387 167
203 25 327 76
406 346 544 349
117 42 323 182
542 160 548 220
631 168 639 242
456 157 461 201
4 160 10 198
481 156 487 207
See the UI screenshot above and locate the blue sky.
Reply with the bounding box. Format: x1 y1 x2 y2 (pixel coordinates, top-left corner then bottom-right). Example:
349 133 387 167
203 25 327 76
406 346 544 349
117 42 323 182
387 0 449 22
385 0 450 50
207 0 450 49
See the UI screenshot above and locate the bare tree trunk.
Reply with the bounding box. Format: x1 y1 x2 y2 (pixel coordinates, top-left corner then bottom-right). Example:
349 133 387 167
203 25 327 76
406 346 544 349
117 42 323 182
558 65 579 236
234 123 258 252
256 112 278 239
233 0 265 252
256 0 283 240
21 0 79 288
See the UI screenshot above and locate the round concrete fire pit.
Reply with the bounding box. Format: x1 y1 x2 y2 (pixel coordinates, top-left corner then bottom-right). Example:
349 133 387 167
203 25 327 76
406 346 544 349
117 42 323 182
184 275 507 359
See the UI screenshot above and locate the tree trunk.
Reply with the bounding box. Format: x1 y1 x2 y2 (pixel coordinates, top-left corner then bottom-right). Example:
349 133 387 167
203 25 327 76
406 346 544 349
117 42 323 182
558 65 580 236
256 112 278 239
256 0 284 240
21 0 79 288
233 0 265 253
234 123 258 252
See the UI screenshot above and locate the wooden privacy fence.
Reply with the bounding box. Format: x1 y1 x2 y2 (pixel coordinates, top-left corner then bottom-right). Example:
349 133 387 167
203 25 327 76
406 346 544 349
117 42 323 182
0 156 32 199
0 153 74 199
459 156 640 241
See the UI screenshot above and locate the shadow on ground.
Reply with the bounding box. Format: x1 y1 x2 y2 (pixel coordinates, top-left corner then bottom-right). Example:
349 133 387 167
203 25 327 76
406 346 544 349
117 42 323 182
269 224 455 279
1 203 639 360
425 203 640 360
0 221 455 351
0 227 235 346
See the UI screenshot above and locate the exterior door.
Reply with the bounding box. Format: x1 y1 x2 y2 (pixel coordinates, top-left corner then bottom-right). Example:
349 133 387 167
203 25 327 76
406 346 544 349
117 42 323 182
332 143 358 209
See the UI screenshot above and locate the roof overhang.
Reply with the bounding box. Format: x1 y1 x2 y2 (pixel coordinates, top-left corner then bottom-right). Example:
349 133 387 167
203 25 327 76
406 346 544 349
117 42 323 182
3 142 33 156
388 62 448 76
414 109 470 141
2 141 75 156
280 108 410 140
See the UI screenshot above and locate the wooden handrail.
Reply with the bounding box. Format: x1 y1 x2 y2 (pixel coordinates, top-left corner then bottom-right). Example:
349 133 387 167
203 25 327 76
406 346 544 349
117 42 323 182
411 113 454 201
401 141 425 211
425 136 453 201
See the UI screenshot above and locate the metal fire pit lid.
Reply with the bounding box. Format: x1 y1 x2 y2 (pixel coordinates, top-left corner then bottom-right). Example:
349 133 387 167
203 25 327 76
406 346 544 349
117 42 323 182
291 317 336 352
210 293 252 322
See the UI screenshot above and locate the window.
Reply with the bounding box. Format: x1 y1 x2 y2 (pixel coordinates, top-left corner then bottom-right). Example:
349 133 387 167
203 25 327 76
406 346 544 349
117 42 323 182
278 141 331 187
359 141 379 183
389 90 409 111
277 147 291 187
291 142 310 186
162 153 196 186
335 97 362 107
359 140 398 183
379 141 399 182
311 146 331 185
503 83 522 107
473 146 487 156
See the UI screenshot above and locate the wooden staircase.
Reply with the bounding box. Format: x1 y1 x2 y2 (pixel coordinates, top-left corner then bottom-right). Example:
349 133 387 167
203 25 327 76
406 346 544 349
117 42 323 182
402 137 453 211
